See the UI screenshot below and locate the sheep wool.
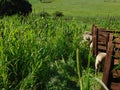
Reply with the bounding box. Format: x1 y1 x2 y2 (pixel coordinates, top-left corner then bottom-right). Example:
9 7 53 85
83 34 92 42
90 42 93 49
95 52 106 70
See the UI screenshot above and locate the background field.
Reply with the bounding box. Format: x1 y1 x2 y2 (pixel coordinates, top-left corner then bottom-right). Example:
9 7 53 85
0 0 120 90
29 0 120 17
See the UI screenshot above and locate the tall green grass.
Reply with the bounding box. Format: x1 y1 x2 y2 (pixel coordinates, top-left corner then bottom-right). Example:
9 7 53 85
0 15 120 89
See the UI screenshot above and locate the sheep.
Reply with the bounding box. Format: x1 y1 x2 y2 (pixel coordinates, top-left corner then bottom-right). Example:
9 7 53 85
79 32 92 47
82 31 93 50
83 32 92 42
95 52 107 72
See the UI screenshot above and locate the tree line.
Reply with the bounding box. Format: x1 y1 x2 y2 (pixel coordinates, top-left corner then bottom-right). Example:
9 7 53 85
0 0 32 16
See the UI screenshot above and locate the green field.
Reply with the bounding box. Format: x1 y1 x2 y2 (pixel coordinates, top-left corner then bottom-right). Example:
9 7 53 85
0 0 120 90
29 0 120 17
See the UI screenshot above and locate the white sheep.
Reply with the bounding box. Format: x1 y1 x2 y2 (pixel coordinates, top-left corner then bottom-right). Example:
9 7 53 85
82 32 93 50
95 52 107 72
79 32 92 47
83 32 92 42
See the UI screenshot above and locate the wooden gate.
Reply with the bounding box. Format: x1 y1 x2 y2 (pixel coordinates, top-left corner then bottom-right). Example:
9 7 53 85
91 25 120 90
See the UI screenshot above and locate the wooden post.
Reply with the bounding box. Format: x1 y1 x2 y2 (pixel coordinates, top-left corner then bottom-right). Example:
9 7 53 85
92 25 98 56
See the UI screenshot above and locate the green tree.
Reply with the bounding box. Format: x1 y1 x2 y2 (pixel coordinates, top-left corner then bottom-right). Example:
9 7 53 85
0 0 32 16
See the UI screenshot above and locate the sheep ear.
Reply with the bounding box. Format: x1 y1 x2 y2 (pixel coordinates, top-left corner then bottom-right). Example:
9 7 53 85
87 32 92 35
89 33 92 35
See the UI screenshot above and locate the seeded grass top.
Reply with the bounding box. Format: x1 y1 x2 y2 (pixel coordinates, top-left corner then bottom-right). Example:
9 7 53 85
29 0 120 17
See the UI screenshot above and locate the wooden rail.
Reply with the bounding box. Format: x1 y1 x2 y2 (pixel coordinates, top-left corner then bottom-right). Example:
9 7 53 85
91 25 120 90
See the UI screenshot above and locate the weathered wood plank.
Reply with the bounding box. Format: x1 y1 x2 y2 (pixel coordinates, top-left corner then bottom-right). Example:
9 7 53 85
98 38 107 42
112 70 120 78
98 30 108 37
98 34 108 38
98 45 107 51
110 82 120 90
98 41 107 46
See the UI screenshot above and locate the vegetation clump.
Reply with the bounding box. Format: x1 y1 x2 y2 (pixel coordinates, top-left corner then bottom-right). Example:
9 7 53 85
53 11 64 17
40 11 50 18
40 0 53 3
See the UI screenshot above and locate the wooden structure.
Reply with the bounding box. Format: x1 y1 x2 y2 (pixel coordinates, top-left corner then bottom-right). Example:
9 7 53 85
91 25 120 90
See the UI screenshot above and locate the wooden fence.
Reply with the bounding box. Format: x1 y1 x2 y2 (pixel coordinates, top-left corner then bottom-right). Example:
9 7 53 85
91 25 120 90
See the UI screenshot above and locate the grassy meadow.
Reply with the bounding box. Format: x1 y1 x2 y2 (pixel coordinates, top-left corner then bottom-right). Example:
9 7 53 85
0 0 120 90
29 0 120 17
